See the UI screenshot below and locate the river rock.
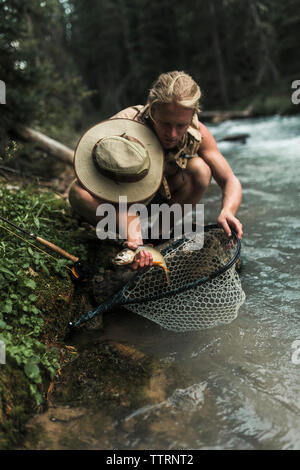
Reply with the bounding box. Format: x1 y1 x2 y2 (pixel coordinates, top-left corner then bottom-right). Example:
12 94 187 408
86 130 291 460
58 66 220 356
20 340 204 449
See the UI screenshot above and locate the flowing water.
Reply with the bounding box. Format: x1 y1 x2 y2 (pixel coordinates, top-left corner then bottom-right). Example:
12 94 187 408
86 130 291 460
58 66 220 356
28 114 300 450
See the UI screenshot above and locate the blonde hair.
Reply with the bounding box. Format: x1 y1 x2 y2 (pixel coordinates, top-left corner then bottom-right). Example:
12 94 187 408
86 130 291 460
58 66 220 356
147 71 201 117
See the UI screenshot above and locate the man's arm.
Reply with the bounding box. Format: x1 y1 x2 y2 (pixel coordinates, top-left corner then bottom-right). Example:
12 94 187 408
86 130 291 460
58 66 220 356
119 211 153 270
198 122 243 239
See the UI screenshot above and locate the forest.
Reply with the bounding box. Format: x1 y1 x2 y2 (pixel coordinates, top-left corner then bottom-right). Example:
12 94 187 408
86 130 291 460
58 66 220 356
1 0 300 158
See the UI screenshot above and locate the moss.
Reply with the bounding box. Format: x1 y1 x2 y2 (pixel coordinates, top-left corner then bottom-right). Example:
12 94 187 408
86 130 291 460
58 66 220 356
18 338 195 450
52 341 158 415
51 339 188 418
0 362 36 449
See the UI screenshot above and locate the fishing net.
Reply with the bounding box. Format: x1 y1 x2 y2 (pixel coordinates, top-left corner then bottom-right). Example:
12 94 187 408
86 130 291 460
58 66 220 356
70 224 246 332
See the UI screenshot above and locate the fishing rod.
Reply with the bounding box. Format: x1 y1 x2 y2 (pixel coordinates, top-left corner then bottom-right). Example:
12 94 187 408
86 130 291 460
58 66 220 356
0 215 95 282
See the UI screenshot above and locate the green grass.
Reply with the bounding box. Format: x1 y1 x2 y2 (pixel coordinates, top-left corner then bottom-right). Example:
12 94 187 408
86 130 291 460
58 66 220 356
0 184 89 447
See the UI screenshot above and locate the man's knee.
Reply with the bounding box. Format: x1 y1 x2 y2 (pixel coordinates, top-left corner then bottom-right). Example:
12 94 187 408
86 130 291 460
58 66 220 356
68 179 96 222
68 180 83 209
189 158 212 190
68 179 117 226
68 180 93 209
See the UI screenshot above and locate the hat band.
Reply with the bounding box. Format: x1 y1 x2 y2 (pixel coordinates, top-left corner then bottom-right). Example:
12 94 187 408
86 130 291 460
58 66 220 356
92 152 148 183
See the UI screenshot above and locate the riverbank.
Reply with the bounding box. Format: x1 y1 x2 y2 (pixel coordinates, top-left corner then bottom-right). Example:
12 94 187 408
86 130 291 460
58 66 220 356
0 177 113 448
236 81 299 118
0 175 191 450
200 81 300 123
1 110 300 450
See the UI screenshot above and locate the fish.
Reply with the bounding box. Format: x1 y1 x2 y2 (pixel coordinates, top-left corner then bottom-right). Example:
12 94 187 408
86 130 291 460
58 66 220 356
113 245 170 285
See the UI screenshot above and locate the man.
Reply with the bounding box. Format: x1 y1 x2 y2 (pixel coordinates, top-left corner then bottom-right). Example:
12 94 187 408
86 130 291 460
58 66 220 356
69 71 242 273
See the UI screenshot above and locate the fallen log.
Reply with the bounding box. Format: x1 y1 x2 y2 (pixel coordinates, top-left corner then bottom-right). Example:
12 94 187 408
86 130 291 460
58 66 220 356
13 125 74 165
200 107 253 123
217 133 250 144
12 119 251 169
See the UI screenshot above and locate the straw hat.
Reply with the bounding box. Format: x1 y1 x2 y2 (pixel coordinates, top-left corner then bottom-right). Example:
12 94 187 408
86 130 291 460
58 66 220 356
74 118 164 204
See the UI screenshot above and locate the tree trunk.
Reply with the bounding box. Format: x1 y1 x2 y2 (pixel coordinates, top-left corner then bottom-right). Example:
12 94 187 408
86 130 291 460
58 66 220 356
249 0 280 86
209 0 230 108
13 125 74 166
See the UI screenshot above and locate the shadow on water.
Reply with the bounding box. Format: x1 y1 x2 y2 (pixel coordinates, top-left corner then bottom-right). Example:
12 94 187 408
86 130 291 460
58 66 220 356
22 115 300 450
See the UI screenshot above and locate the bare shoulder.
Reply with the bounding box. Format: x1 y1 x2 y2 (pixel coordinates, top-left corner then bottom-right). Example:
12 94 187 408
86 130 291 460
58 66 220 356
197 120 219 153
110 105 143 120
196 120 234 182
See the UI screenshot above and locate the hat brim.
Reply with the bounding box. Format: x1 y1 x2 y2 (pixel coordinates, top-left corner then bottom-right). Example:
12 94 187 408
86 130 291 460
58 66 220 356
74 119 164 204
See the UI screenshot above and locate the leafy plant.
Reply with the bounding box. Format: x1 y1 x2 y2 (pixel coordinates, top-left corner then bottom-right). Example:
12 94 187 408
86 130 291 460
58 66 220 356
0 185 87 406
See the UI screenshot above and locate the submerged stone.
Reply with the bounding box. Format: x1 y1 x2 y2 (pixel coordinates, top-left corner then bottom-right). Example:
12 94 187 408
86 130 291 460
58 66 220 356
20 339 202 450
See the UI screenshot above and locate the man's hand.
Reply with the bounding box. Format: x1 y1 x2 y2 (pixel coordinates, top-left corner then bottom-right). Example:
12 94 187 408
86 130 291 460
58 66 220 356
218 210 243 239
123 241 153 271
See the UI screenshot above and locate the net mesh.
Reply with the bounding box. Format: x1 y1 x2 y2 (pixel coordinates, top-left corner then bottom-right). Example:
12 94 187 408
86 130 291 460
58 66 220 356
120 226 246 332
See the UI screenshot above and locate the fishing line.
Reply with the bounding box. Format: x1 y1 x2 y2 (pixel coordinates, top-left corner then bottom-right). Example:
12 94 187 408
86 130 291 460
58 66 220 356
0 223 74 275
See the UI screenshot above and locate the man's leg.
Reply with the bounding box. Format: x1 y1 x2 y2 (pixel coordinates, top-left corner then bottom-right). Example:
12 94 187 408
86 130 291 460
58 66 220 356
167 157 212 206
68 179 104 226
157 158 211 237
68 179 144 244
68 180 138 302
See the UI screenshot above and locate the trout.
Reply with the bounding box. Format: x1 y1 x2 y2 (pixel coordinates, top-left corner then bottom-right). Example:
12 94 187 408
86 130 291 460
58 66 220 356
113 245 170 285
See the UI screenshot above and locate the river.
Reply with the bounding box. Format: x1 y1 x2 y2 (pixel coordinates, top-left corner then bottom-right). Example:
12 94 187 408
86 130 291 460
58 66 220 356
26 114 300 450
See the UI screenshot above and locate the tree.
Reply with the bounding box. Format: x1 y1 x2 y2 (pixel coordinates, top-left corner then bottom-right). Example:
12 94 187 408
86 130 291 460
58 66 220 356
0 0 86 158
208 0 230 107
248 0 279 86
